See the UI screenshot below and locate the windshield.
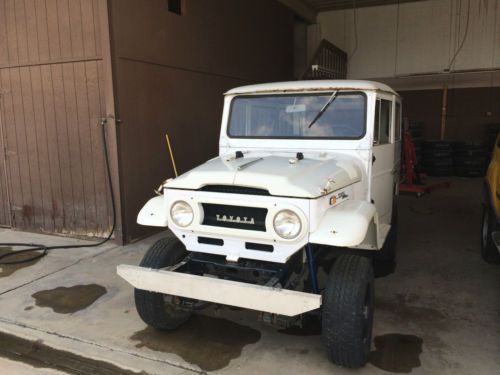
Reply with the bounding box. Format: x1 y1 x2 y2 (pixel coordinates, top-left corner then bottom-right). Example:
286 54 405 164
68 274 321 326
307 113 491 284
227 92 366 139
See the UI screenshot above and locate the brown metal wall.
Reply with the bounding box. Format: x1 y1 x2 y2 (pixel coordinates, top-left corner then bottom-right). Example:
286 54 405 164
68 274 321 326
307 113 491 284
400 87 500 141
109 0 295 242
0 0 113 237
0 108 9 226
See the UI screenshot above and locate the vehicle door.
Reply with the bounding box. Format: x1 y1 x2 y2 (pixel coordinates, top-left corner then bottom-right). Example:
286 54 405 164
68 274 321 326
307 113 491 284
371 95 399 225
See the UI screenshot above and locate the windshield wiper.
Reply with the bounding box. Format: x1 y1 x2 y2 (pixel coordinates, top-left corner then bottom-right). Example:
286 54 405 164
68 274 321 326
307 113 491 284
307 91 338 128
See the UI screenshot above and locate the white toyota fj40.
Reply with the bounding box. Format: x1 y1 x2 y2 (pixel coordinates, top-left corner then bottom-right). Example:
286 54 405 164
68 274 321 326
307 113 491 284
118 80 401 368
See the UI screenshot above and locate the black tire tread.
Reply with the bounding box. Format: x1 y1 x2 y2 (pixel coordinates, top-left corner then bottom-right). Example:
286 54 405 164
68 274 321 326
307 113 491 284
134 237 192 330
322 255 374 368
481 206 500 264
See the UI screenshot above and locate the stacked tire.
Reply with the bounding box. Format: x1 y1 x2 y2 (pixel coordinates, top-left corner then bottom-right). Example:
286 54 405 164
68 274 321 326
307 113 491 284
421 141 453 177
484 122 500 152
484 123 499 161
452 142 487 177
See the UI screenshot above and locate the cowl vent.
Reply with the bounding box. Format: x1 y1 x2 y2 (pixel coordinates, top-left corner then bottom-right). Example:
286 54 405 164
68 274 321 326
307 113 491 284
200 185 271 196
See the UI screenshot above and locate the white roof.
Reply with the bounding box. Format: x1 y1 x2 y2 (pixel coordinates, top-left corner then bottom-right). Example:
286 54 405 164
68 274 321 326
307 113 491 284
225 80 398 96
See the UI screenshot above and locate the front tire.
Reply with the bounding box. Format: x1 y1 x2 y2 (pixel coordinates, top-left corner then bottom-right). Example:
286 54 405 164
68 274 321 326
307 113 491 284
134 237 193 330
322 255 374 368
481 206 500 264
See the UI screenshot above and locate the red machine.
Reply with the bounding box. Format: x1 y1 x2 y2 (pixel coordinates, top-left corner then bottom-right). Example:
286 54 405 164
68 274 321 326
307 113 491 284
399 129 450 196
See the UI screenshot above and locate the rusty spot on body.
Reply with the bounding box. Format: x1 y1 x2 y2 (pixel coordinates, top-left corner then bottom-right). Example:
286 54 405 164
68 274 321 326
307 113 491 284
130 315 261 371
369 334 423 373
32 284 107 314
0 247 43 278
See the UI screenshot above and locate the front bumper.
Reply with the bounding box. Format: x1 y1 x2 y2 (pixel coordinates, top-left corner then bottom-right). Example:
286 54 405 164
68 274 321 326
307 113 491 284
117 264 322 316
165 188 310 263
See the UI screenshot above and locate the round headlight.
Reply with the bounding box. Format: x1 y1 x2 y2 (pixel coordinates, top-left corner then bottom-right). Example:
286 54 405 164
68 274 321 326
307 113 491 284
170 201 193 227
273 210 302 239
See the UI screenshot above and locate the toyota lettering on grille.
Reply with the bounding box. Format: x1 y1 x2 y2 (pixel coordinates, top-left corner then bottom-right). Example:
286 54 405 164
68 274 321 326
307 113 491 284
202 203 267 231
216 215 255 225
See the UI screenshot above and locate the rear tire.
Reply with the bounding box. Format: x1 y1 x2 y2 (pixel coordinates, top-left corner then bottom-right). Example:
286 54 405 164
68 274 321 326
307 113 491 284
134 237 193 330
322 255 374 368
481 206 500 264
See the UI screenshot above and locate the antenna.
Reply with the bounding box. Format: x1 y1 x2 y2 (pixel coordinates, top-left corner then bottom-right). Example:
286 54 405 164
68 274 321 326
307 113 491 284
165 133 178 177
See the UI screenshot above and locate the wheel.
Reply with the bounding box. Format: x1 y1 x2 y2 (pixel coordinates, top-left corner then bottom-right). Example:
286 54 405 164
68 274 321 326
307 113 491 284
134 237 193 329
422 149 452 158
422 141 452 150
421 157 453 168
481 206 500 264
453 156 486 167
322 255 374 368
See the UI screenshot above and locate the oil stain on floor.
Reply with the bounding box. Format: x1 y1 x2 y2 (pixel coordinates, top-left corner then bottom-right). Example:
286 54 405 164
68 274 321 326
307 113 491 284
31 284 107 314
369 334 423 373
0 247 43 278
130 314 261 372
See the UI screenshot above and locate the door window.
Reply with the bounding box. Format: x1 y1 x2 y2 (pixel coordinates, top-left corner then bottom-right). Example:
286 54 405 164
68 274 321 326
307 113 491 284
374 100 380 144
374 99 392 145
395 102 401 141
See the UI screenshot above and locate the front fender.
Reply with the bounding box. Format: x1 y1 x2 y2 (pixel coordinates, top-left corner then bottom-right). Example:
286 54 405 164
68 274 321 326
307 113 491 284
309 200 377 248
137 196 168 227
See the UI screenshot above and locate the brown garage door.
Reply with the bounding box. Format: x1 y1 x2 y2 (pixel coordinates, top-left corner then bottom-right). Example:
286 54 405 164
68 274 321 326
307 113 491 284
0 0 112 237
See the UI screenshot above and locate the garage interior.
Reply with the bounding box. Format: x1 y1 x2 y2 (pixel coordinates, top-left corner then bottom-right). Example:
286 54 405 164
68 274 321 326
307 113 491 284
0 0 499 374
0 0 499 243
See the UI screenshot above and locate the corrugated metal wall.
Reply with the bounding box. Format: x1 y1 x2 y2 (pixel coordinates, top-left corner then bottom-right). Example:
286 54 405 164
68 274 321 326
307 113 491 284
110 0 295 241
0 0 112 237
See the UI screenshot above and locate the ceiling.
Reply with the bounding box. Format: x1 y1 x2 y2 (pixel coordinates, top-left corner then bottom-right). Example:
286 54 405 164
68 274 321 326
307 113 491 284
304 0 427 11
278 0 428 24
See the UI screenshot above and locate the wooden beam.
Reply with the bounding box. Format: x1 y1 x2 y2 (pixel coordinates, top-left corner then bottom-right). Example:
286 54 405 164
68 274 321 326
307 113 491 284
277 0 317 24
0 56 102 70
309 0 427 12
98 0 124 244
440 83 448 140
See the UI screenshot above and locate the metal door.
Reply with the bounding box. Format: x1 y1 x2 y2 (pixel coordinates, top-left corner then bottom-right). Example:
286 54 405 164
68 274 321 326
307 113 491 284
0 0 113 237
0 97 11 227
372 96 396 226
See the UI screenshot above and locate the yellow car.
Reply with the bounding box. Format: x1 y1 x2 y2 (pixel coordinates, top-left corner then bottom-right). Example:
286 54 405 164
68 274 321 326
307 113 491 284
482 133 500 263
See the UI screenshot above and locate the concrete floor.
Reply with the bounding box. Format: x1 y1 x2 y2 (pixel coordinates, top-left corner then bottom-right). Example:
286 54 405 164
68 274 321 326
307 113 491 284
0 357 66 375
0 177 499 374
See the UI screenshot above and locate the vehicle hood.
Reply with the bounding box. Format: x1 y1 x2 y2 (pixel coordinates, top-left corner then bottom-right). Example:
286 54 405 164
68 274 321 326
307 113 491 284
165 153 362 198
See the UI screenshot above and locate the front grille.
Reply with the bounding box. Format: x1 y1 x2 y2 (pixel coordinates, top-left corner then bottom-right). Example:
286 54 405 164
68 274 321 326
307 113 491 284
201 203 267 231
200 185 270 196
198 237 224 246
245 242 274 252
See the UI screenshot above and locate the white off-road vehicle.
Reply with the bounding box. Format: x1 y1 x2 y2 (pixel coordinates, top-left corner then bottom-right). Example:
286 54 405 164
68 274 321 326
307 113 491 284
118 80 401 368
